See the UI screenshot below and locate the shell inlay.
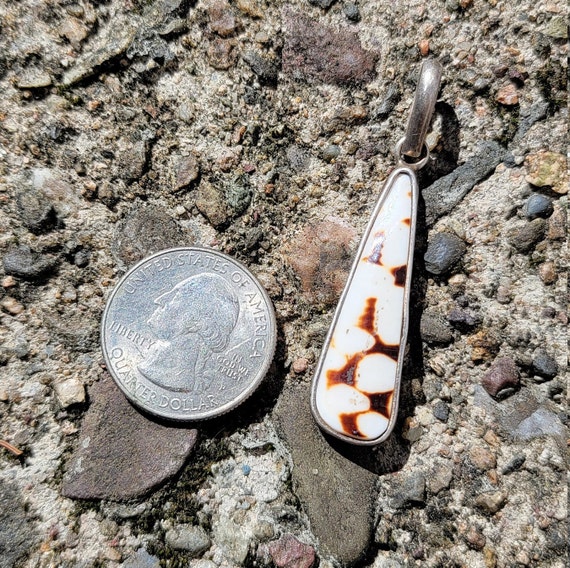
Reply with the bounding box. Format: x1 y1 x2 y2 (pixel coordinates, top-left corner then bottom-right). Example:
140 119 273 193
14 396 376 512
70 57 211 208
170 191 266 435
312 170 417 444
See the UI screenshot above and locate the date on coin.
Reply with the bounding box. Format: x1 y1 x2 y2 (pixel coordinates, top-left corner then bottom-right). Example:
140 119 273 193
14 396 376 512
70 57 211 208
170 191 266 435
101 247 277 421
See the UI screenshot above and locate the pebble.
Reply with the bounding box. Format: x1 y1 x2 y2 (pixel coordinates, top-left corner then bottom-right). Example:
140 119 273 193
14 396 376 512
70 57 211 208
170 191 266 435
208 1 238 37
283 218 356 307
481 357 520 398
420 312 453 344
0 482 36 568
514 407 566 447
207 38 237 70
427 463 453 494
165 524 211 555
390 472 426 509
548 204 567 240
531 352 559 380
3 246 59 280
322 144 341 163
54 378 86 408
274 381 376 565
242 51 279 85
308 0 337 8
16 190 59 234
474 491 507 514
212 515 250 564
467 330 501 362
267 533 316 568
292 358 309 374
538 261 557 285
15 68 52 89
122 548 161 568
495 83 519 106
525 151 568 194
469 446 497 471
463 525 486 550
112 205 188 269
545 16 568 39
175 155 200 191
62 376 198 500
509 218 546 253
282 12 377 86
343 3 361 21
432 402 450 422
447 307 481 332
1 297 24 316
424 232 466 275
523 193 553 219
501 455 526 475
423 141 504 225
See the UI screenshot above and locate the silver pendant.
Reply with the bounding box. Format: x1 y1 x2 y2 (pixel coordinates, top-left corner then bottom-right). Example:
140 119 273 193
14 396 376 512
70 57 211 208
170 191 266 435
310 60 443 445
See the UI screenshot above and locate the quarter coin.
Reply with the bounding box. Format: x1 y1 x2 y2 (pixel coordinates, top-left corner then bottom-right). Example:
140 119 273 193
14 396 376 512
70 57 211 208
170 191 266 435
101 247 277 421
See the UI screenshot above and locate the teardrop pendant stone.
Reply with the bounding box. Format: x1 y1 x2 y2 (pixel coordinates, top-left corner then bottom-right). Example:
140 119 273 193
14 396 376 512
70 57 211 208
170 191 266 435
311 168 418 445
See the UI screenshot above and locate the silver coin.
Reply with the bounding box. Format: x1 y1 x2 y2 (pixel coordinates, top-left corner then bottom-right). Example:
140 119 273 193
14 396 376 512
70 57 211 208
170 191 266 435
101 247 277 421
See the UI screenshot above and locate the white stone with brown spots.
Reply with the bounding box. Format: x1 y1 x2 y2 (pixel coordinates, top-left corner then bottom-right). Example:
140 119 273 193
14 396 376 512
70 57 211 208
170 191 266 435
311 169 417 444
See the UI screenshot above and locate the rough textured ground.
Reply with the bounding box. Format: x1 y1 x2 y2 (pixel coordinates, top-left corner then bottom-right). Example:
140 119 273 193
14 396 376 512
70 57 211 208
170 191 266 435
0 0 567 567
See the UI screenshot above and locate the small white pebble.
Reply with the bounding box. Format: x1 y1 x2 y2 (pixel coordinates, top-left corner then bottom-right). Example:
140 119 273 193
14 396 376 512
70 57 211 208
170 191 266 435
54 378 85 407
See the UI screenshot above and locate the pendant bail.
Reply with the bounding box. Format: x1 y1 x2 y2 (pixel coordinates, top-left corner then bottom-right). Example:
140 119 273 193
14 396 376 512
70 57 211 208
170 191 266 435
398 59 443 163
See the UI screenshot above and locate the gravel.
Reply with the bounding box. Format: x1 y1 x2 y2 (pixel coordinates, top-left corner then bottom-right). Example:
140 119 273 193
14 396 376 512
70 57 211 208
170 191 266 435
0 0 567 566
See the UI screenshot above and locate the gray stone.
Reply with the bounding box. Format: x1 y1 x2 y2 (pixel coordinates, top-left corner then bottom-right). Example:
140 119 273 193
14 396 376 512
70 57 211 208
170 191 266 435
16 190 59 234
308 0 337 8
523 193 554 219
212 514 251 564
62 16 139 86
322 144 341 163
514 408 566 444
165 524 211 555
531 352 559 380
420 312 453 344
474 491 507 514
15 68 52 89
501 455 526 475
481 357 520 398
242 51 279 85
390 472 426 509
433 401 450 422
509 218 546 252
3 245 58 280
0 481 38 568
122 548 161 568
424 232 466 275
273 381 377 565
62 375 198 501
423 141 504 225
196 176 252 229
343 3 361 22
112 205 189 270
448 307 481 332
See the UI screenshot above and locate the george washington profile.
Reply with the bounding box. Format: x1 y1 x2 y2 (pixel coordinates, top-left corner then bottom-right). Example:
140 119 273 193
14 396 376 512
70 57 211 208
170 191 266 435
138 273 240 393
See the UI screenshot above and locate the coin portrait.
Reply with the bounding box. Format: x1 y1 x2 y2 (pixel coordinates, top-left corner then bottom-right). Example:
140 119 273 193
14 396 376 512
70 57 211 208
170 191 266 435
101 247 277 420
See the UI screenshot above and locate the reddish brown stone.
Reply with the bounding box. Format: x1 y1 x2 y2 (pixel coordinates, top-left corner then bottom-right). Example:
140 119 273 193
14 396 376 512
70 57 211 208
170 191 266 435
495 83 519 106
62 375 198 501
282 12 378 86
208 38 237 70
268 534 315 568
208 1 238 37
481 357 520 397
283 218 356 307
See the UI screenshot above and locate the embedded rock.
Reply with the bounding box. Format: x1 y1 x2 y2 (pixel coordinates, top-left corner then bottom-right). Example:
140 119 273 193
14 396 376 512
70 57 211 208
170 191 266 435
62 375 198 501
282 12 378 86
273 381 377 565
